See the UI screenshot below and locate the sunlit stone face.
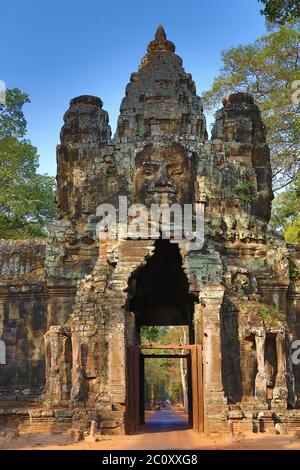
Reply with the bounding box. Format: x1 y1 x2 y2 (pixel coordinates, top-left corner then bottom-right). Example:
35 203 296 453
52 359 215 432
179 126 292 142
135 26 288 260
134 144 194 206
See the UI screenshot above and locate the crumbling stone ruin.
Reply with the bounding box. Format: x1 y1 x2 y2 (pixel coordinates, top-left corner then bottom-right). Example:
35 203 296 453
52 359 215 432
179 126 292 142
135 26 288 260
1 26 300 436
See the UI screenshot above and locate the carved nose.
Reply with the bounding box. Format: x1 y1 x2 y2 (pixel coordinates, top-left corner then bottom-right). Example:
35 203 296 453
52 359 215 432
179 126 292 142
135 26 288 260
154 166 172 188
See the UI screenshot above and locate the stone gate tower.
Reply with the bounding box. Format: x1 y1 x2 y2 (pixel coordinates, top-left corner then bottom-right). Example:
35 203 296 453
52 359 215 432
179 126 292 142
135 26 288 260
1 26 300 435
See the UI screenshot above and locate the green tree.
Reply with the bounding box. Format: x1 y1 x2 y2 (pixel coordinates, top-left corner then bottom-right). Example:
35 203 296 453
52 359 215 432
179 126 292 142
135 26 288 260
0 89 56 239
144 356 183 407
259 0 300 25
271 173 300 242
142 327 188 408
140 326 169 344
0 88 29 139
144 358 170 406
202 23 300 191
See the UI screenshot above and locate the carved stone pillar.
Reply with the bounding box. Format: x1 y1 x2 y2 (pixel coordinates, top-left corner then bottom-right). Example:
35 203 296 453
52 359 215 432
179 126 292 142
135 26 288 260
200 285 227 433
286 332 297 408
108 295 126 403
71 332 83 402
44 326 68 403
126 311 136 346
0 299 5 390
254 330 267 402
193 303 203 345
272 331 288 408
0 301 4 338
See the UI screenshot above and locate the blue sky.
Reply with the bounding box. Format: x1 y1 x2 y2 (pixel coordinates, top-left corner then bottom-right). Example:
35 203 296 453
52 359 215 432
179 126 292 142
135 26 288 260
1 0 268 176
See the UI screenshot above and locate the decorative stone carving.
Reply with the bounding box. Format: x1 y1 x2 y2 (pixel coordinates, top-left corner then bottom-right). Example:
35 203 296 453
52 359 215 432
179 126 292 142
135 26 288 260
70 333 83 402
44 326 70 403
272 332 288 408
0 26 298 435
254 330 267 402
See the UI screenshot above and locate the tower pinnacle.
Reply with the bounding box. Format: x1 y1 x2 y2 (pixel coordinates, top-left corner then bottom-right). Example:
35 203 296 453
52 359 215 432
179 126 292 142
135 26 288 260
155 24 166 41
147 25 175 53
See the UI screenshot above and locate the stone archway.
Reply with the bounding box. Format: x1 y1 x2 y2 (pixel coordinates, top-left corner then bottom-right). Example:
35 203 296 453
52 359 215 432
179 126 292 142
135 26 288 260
105 237 228 434
126 238 197 339
107 238 199 424
123 238 198 433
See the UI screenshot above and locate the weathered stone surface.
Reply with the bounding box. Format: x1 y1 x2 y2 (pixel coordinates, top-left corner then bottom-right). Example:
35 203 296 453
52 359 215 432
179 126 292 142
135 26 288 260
0 26 299 435
70 428 83 442
0 428 19 440
116 25 207 141
0 240 46 395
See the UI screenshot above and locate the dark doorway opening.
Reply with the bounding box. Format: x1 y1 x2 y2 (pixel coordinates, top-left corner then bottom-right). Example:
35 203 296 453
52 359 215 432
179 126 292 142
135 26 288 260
127 239 196 336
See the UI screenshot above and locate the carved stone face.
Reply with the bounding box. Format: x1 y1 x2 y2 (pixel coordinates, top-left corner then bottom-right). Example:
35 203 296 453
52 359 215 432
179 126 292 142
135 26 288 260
134 144 194 206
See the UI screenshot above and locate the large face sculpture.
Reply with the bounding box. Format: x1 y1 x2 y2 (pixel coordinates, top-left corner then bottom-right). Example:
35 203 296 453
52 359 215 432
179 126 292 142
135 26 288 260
134 144 194 206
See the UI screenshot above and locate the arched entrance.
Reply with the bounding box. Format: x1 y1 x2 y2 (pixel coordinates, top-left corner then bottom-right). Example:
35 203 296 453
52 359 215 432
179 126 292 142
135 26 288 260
125 239 204 433
127 239 196 334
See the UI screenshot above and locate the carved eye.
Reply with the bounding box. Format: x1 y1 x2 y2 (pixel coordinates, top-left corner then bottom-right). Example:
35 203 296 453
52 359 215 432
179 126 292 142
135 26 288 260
170 169 182 176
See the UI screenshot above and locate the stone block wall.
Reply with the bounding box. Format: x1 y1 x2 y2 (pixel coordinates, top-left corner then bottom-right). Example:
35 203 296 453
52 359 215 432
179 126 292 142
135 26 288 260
0 240 47 396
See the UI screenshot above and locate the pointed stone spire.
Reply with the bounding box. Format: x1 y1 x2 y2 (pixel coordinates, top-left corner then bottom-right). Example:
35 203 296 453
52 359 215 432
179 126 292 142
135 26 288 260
147 25 175 54
155 24 166 41
116 27 207 141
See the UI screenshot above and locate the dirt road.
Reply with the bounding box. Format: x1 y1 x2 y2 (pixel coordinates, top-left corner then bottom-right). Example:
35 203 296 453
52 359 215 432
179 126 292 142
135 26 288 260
144 406 189 432
1 408 300 450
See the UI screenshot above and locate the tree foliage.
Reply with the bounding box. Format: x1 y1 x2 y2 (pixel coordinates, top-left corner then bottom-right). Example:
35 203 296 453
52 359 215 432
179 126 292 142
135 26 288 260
259 0 300 25
271 173 300 242
202 22 300 192
0 88 29 139
142 326 187 407
140 326 169 344
0 89 56 239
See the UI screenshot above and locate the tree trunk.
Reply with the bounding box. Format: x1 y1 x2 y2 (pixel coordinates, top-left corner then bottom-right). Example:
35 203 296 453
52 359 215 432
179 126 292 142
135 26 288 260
150 383 154 409
180 326 188 412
